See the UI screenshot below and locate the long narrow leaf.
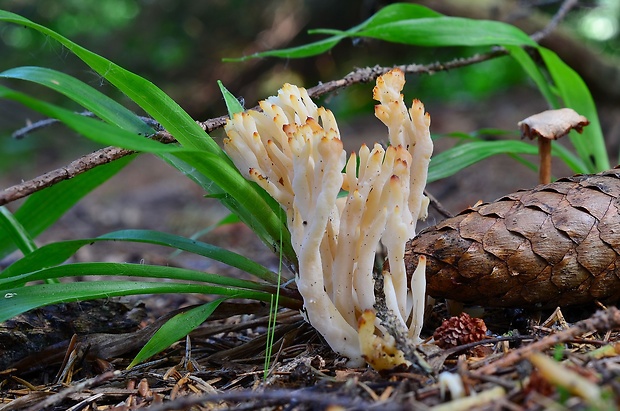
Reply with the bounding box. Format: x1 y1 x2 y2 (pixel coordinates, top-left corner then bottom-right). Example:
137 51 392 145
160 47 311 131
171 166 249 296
0 85 184 153
99 230 282 282
0 66 153 134
0 262 275 292
0 207 36 255
1 230 280 283
226 3 441 61
428 140 586 182
0 281 289 323
128 299 225 368
355 17 536 47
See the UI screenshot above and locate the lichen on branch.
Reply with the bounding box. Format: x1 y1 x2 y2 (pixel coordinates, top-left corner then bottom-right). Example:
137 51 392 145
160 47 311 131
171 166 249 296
223 69 433 368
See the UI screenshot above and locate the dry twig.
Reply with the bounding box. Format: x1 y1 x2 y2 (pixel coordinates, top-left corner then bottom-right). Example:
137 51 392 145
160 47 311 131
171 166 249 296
475 307 620 376
22 370 120 411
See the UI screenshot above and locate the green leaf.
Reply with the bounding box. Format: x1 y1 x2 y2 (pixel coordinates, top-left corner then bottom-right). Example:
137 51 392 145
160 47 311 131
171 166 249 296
0 85 183 152
0 206 36 255
226 3 441 61
99 229 282 283
0 280 283 323
1 230 280 284
128 299 225 368
0 66 153 135
539 48 609 172
360 3 442 27
355 17 536 47
218 80 245 117
0 262 278 294
0 155 134 259
428 139 586 182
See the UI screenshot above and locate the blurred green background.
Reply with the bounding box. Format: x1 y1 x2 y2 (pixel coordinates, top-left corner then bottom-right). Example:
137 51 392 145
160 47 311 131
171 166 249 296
1 0 619 179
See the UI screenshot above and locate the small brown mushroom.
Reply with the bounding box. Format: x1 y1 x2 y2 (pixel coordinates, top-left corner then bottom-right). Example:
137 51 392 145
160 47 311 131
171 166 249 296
518 108 589 184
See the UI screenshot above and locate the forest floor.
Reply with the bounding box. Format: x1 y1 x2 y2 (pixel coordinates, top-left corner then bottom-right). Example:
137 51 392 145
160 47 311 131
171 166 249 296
2 89 620 410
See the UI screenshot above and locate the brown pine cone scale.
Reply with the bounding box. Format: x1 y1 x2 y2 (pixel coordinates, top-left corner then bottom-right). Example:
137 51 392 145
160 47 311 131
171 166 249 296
405 168 620 308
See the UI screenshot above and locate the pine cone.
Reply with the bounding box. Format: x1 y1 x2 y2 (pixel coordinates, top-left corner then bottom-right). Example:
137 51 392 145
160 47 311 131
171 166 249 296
404 168 620 308
433 312 488 348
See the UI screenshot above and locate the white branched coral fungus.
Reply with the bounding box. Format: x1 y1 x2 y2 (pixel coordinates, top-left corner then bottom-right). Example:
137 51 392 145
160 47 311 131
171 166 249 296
224 69 433 368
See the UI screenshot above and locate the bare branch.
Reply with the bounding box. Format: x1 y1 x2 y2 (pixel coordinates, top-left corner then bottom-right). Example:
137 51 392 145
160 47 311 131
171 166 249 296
0 134 177 207
530 0 579 43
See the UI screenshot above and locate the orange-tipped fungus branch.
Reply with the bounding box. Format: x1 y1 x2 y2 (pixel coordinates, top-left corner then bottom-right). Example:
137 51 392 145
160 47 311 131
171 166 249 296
223 69 433 368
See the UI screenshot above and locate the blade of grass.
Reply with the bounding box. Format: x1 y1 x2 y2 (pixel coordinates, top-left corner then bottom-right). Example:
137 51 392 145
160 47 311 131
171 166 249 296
0 280 295 323
128 299 225 369
0 262 275 290
225 3 441 61
428 139 586 182
0 206 36 255
353 17 537 47
0 66 153 134
99 229 282 283
0 85 184 152
264 223 284 379
1 230 279 283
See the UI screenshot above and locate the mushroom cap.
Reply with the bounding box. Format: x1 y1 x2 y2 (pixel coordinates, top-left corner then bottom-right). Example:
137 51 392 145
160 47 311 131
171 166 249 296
518 108 590 141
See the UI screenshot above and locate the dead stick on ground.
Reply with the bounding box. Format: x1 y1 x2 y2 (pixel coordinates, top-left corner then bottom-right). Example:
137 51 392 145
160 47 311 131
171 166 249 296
23 370 120 411
474 307 620 376
143 388 401 411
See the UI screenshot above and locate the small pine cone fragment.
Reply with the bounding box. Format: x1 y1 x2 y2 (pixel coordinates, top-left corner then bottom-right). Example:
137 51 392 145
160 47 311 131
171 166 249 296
433 312 487 348
405 168 620 308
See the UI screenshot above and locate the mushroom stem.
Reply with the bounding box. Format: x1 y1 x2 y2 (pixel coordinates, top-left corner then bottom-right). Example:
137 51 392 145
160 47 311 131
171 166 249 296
538 138 552 184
